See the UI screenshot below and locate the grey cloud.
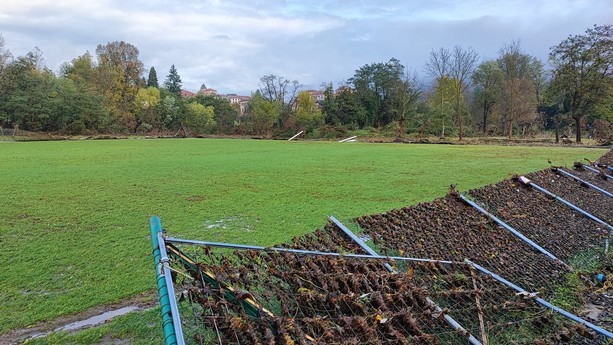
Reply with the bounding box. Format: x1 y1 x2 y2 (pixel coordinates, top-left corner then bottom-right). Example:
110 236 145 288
1 0 611 95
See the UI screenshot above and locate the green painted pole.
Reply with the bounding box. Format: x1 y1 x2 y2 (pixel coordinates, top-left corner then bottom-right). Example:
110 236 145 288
150 216 178 345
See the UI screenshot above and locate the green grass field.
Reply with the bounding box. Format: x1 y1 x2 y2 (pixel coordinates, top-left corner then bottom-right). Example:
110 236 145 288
0 138 607 340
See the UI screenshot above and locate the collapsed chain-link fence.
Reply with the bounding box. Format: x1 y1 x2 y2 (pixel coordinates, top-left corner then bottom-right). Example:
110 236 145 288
152 158 613 344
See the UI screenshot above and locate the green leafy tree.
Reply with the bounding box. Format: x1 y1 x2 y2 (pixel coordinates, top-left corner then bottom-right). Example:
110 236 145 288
350 58 406 127
193 94 239 133
321 84 338 124
295 91 324 132
95 41 144 131
47 78 80 133
158 89 182 130
59 51 112 132
164 64 182 97
0 51 53 131
335 88 365 127
245 90 279 136
472 60 503 134
549 24 613 143
72 88 111 133
147 67 159 88
61 52 97 88
183 102 215 134
135 87 161 132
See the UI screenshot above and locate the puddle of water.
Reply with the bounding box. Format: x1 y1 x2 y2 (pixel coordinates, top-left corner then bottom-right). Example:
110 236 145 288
28 306 141 339
59 306 140 331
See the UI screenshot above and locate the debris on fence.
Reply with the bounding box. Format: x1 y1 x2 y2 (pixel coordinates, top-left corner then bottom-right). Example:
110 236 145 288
150 150 613 344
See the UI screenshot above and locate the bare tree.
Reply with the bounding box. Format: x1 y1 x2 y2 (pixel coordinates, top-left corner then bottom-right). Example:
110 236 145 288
425 48 452 138
425 47 451 80
425 46 478 139
450 46 479 139
258 75 302 128
392 69 424 138
0 34 13 75
497 41 539 138
258 74 301 108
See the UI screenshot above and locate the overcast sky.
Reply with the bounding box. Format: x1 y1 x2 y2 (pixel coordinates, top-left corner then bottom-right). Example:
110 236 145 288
1 0 611 95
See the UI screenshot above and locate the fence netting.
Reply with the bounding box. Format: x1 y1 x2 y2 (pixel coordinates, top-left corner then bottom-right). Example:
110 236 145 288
469 177 610 266
158 155 613 344
169 244 599 344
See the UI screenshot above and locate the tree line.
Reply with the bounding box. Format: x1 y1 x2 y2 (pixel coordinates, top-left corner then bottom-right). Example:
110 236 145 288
0 24 611 143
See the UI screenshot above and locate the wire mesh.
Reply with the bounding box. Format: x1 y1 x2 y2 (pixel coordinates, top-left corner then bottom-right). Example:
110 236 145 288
527 169 613 226
468 178 609 266
154 152 613 344
596 151 613 167
356 194 569 295
571 162 613 190
167 241 600 344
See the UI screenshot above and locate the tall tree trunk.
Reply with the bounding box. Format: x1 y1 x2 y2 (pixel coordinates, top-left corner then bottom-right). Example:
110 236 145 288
440 91 445 139
507 120 513 139
574 114 582 143
456 98 463 140
482 102 488 135
397 116 405 139
554 117 560 143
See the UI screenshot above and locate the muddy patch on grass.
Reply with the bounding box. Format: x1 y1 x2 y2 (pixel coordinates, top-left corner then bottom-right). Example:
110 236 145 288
2 292 155 345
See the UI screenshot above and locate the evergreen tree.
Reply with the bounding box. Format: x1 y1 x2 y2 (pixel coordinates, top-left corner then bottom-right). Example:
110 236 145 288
147 66 159 88
321 84 338 124
164 64 182 97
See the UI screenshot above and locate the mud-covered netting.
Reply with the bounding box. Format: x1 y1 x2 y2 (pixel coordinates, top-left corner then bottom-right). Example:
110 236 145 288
596 150 613 167
469 176 610 266
356 195 570 295
158 150 613 344
169 244 598 345
527 169 613 225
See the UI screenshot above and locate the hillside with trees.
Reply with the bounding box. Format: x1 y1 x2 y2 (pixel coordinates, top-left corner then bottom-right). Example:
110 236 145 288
0 24 611 142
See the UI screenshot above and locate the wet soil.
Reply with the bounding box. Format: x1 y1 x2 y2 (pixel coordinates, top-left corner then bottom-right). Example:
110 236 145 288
1 291 155 345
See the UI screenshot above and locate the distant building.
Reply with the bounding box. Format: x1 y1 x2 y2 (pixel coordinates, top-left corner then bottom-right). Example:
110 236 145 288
220 94 251 114
180 90 196 98
198 88 217 96
191 84 252 114
304 90 325 103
